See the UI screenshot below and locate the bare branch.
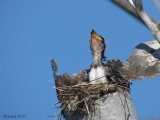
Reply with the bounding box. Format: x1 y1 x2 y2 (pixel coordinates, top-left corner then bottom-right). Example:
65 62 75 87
110 0 140 20
121 40 160 80
128 0 135 8
111 0 160 44
135 0 143 11
51 59 57 77
152 0 160 12
135 0 160 44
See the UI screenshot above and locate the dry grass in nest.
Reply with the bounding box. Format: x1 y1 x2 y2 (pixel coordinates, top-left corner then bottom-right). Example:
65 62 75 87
52 81 131 115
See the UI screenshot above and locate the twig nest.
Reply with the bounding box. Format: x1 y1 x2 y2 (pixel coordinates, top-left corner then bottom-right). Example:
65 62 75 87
53 70 131 113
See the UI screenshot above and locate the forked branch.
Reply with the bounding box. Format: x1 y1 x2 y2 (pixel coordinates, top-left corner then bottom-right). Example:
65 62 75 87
111 0 160 44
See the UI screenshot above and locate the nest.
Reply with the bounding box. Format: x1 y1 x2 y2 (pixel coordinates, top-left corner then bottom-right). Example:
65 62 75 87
52 80 131 114
50 59 131 118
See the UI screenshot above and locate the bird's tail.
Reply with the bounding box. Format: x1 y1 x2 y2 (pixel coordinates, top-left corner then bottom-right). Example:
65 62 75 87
51 58 58 77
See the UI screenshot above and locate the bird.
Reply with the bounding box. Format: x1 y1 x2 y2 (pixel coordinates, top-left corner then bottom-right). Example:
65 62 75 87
89 30 107 83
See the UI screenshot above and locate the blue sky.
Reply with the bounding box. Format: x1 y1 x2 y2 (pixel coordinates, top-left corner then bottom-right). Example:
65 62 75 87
0 0 160 120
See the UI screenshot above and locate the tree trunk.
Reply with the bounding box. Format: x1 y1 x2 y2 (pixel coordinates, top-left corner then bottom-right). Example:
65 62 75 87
62 91 138 120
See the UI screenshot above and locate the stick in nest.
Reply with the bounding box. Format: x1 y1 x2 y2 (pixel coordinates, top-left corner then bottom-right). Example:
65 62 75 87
53 81 131 115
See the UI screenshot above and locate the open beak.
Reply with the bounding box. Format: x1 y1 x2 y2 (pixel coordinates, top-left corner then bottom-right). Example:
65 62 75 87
91 30 102 41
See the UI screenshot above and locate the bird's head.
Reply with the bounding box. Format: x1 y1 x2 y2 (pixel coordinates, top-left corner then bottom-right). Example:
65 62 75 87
90 30 106 61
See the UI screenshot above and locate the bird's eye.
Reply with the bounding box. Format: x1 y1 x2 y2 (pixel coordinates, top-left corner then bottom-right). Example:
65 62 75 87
100 36 104 42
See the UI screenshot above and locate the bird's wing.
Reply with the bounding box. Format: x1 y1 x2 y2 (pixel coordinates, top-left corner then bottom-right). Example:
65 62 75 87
120 40 160 81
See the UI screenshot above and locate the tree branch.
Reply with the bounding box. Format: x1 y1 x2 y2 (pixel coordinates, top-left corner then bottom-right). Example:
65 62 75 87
111 0 160 44
111 0 140 20
120 40 160 81
135 0 160 44
152 0 160 12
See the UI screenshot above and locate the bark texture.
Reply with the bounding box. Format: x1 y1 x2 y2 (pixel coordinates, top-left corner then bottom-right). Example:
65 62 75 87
62 91 138 120
121 40 160 80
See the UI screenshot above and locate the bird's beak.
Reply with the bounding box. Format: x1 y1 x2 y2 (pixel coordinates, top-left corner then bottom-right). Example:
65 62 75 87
91 30 102 41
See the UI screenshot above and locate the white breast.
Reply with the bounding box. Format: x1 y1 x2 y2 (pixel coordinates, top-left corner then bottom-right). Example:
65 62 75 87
89 66 107 83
